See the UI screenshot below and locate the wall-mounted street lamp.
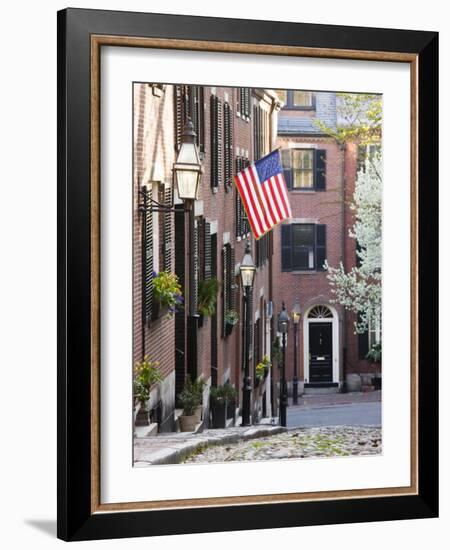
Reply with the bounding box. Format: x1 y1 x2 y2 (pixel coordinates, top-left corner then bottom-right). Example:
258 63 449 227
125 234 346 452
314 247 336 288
172 118 203 380
292 299 301 405
240 241 255 426
277 303 290 427
173 118 202 202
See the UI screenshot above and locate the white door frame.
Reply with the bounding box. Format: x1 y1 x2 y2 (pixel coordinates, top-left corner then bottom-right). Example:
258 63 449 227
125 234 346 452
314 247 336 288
303 305 339 384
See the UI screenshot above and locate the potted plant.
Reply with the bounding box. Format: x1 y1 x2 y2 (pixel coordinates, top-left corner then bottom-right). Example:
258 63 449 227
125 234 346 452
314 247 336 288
224 309 239 335
178 378 201 432
210 385 228 428
197 278 219 326
151 270 183 320
191 377 206 422
255 355 271 384
133 356 162 426
366 342 382 389
223 383 237 423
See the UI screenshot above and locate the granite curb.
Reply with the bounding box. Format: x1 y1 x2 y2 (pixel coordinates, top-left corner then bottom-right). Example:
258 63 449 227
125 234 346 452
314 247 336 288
134 425 288 466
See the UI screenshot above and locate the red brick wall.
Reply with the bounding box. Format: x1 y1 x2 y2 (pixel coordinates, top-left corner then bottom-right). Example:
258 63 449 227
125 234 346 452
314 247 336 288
133 84 176 382
134 84 277 426
273 136 345 384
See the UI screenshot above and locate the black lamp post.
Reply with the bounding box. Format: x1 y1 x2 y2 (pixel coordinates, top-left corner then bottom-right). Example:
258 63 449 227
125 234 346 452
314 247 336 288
278 302 289 427
240 241 256 426
173 118 202 380
292 299 301 405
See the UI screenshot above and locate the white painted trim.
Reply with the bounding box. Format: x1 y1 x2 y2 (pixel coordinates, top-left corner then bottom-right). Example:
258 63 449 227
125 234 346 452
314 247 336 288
209 220 218 235
194 200 204 217
303 304 339 384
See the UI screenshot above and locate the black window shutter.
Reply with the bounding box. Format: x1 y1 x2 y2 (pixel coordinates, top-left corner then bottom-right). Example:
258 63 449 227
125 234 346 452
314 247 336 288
204 221 211 280
222 245 228 336
229 246 235 313
174 85 184 151
210 95 218 189
315 149 327 190
315 224 327 270
217 99 223 186
193 221 199 311
235 189 242 238
163 186 172 271
224 102 232 189
143 190 154 325
281 224 292 271
281 149 292 190
189 86 205 152
210 95 223 189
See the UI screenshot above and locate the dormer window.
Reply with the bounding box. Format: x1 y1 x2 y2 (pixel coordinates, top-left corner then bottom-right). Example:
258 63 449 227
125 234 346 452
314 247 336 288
275 90 316 110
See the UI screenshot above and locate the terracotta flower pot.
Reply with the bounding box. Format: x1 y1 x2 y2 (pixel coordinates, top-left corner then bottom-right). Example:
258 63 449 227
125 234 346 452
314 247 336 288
179 414 197 432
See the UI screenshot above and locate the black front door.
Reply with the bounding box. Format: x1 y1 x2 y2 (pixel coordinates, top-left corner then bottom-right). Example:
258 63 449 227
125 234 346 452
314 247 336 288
309 322 333 383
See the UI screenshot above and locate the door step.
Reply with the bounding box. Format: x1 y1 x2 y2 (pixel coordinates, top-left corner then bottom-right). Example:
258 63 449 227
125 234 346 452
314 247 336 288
304 382 339 395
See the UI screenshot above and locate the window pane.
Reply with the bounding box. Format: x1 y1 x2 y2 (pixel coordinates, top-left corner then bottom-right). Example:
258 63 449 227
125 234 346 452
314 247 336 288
293 91 313 107
292 224 315 269
275 89 287 104
293 224 314 247
292 150 314 188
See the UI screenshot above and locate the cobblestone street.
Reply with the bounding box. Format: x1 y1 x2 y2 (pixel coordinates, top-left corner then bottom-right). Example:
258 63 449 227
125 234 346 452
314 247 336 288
184 426 382 463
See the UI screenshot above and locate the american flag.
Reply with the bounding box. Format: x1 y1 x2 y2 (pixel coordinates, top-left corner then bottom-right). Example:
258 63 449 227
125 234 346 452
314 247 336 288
234 149 292 240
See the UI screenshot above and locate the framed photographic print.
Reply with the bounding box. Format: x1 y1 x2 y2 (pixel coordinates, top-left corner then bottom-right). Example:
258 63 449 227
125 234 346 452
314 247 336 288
57 8 438 542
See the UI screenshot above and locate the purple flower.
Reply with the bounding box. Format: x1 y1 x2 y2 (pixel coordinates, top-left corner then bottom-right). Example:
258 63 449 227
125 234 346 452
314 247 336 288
152 271 158 278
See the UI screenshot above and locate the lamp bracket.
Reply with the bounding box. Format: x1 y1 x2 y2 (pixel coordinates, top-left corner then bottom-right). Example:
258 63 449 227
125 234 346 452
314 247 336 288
138 186 186 214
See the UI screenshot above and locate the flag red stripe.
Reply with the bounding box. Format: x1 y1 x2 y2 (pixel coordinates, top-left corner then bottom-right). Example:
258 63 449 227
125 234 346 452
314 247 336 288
265 178 283 221
248 166 273 230
274 174 290 218
270 176 287 219
235 173 262 238
241 169 266 235
260 181 278 225
277 173 292 217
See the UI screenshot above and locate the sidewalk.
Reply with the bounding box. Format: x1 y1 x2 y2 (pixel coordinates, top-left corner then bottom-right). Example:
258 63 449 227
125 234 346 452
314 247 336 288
289 390 381 409
134 424 286 466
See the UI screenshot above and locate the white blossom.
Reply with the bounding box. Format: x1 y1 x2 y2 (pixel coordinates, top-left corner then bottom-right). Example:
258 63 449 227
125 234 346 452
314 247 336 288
325 155 382 334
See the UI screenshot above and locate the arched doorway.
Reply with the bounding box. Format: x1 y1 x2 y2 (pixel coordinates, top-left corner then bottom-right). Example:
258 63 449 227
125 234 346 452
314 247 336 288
303 305 339 386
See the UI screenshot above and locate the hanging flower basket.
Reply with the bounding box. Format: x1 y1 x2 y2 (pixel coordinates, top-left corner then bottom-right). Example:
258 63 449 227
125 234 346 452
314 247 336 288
151 271 184 320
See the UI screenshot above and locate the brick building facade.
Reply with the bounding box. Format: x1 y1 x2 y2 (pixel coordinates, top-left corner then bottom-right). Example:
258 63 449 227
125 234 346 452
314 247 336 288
273 90 381 395
133 84 281 432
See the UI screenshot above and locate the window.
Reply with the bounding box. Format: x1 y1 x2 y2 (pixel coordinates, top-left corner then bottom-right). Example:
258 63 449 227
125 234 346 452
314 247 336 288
158 184 173 271
275 89 287 104
368 316 381 349
253 103 269 161
281 223 326 271
293 91 314 107
255 232 270 267
281 149 326 190
358 314 382 359
292 150 314 188
174 85 205 153
357 143 381 172
275 90 315 110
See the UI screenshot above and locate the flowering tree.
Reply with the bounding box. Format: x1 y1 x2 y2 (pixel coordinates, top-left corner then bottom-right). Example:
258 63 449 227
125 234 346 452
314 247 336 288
325 155 382 334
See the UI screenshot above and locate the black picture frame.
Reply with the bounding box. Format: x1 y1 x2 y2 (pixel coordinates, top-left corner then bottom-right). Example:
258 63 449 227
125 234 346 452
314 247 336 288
57 8 438 541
